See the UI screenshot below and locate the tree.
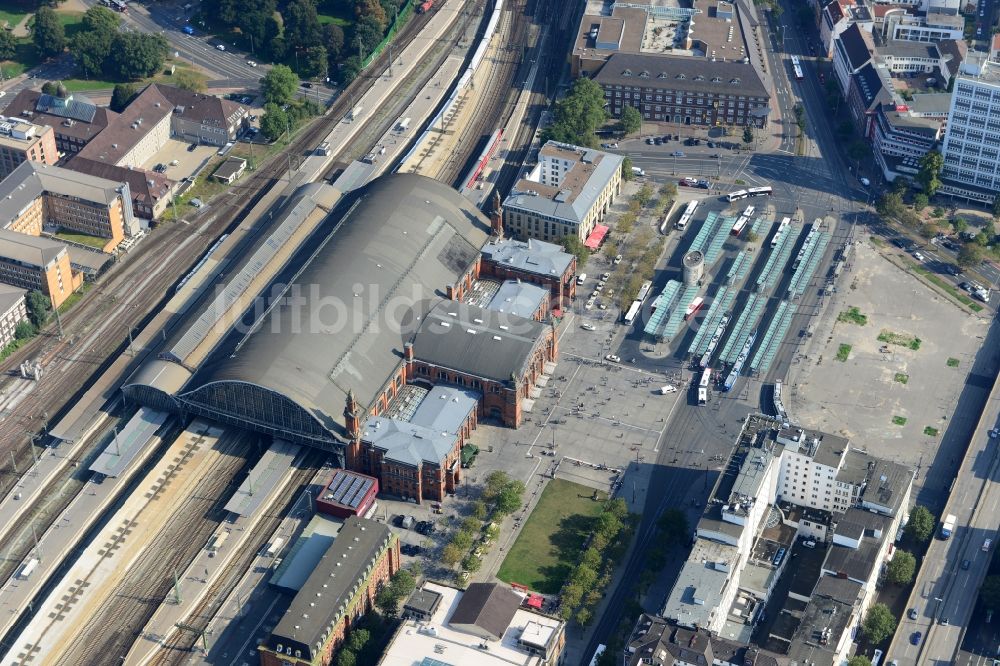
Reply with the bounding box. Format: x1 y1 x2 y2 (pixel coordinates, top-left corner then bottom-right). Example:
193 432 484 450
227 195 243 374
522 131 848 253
876 192 905 219
561 235 590 265
980 575 1000 611
657 509 689 547
324 23 345 61
336 650 356 666
495 482 525 515
887 551 916 585
861 603 897 645
340 55 363 85
975 229 992 246
917 150 944 196
461 516 480 534
472 500 488 520
659 182 677 199
300 44 328 80
72 29 114 78
0 30 16 61
375 569 415 616
847 657 873 666
462 553 482 572
14 320 34 341
847 141 868 163
261 64 299 105
619 106 642 136
743 125 754 145
905 506 935 543
110 83 137 113
40 80 60 95
284 0 322 50
353 14 384 56
26 290 50 328
260 103 289 142
622 156 634 181
32 7 65 58
636 184 654 207
345 628 370 654
957 242 984 267
540 77 608 147
441 543 464 566
483 470 511 500
81 5 120 33
107 33 168 80
355 0 388 31
913 193 929 211
993 194 1000 221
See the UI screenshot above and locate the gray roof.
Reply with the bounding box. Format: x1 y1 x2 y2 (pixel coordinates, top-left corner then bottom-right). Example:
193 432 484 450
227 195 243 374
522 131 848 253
214 156 246 181
0 161 125 232
0 161 43 226
404 586 443 616
479 237 573 279
486 280 547 319
362 417 457 468
35 92 98 123
662 540 737 627
907 92 953 114
593 52 769 98
448 582 521 641
0 283 25 315
66 245 113 274
837 23 875 72
224 440 300 516
408 384 480 433
0 228 66 268
504 141 623 225
823 537 882 582
267 517 394 658
76 85 173 165
852 63 892 110
878 39 939 59
413 300 548 383
182 175 490 440
89 407 169 478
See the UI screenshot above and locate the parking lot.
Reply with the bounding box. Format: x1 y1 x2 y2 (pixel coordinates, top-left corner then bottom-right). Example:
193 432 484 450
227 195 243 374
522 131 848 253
140 138 219 183
787 239 992 504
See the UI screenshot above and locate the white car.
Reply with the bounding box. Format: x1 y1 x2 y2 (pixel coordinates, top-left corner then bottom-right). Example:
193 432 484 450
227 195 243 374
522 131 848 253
247 60 258 67
602 272 611 280
614 254 623 265
580 323 596 331
659 385 678 394
912 251 925 262
605 354 621 363
859 177 870 187
585 300 595 310
216 44 226 51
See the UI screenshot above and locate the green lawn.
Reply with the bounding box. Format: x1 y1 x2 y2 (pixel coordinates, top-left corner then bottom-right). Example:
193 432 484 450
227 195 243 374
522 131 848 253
836 344 852 362
0 6 28 29
893 415 908 426
61 77 122 92
54 230 109 250
837 306 868 326
317 0 354 27
924 426 939 436
497 479 608 594
0 39 41 78
894 373 909 385
947 357 960 367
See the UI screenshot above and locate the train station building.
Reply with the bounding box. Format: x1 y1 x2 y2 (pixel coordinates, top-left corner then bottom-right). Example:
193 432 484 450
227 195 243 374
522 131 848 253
124 175 562 503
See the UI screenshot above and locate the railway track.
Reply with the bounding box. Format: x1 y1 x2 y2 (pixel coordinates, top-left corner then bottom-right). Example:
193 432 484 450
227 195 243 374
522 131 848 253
146 452 325 664
0 3 441 483
42 430 255 666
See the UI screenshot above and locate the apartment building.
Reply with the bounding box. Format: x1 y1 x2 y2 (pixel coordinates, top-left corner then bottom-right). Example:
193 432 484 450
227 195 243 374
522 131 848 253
74 85 173 169
0 161 135 252
940 57 1000 201
0 284 27 349
886 12 964 42
0 229 82 308
157 85 249 146
572 0 771 129
502 141 622 244
0 118 58 180
820 0 874 58
872 95 948 181
833 23 877 95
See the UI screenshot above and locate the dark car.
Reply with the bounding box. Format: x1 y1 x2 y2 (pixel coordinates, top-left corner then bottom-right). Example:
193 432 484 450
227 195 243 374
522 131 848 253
187 143 198 152
962 559 971 570
401 544 422 556
943 240 959 251
892 237 910 249
946 265 961 276
911 631 922 645
302 82 313 88
153 163 166 173
693 138 701 145
662 134 671 141
707 141 715 148
392 514 405 528
654 137 662 145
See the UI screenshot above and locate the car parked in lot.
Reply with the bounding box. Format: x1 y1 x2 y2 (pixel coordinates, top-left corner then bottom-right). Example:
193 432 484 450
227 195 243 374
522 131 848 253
605 354 621 363
910 631 922 645
187 143 199 152
908 608 918 620
581 323 596 331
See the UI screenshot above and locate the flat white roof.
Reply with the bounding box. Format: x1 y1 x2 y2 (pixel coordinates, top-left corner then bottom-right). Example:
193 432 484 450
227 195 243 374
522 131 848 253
378 582 562 666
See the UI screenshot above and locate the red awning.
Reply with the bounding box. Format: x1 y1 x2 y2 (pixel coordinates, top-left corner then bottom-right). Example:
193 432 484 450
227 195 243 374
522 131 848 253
526 594 544 609
583 224 610 250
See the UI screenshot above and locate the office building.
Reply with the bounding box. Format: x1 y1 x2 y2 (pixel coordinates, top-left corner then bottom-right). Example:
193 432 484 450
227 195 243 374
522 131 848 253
0 161 135 251
3 89 114 157
572 0 771 129
940 57 1000 202
0 284 27 349
258 517 399 666
0 229 82 308
379 582 566 666
502 141 622 244
0 118 58 180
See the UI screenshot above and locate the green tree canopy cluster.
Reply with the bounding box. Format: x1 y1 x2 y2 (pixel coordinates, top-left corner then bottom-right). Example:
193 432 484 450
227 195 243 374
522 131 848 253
560 499 630 626
905 506 935 543
69 6 167 80
541 78 609 148
861 603 897 645
374 568 415 617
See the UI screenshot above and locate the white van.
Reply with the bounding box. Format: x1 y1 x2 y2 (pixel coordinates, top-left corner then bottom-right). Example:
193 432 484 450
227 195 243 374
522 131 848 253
631 166 645 177
577 273 588 285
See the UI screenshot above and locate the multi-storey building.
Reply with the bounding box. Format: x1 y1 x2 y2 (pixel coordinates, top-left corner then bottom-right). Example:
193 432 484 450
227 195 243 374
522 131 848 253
502 141 622 244
940 57 1000 202
821 0 874 58
478 235 577 311
0 229 82 308
0 161 135 252
833 23 877 95
0 118 58 180
886 11 964 42
258 516 399 666
0 284 27 349
872 96 948 181
3 90 115 157
572 0 771 129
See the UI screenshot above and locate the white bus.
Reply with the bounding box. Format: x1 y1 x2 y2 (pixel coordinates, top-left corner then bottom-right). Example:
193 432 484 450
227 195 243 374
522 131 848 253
726 189 748 202
731 215 750 237
675 200 699 230
589 645 607 666
747 186 773 197
623 301 642 325
771 217 791 248
791 55 804 81
698 367 712 389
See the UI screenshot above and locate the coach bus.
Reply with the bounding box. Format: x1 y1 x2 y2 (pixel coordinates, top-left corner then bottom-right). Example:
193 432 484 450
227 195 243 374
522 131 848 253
771 217 791 248
675 200 699 231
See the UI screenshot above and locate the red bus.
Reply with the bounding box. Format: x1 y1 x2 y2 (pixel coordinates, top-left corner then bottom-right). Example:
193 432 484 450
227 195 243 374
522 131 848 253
684 297 704 321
